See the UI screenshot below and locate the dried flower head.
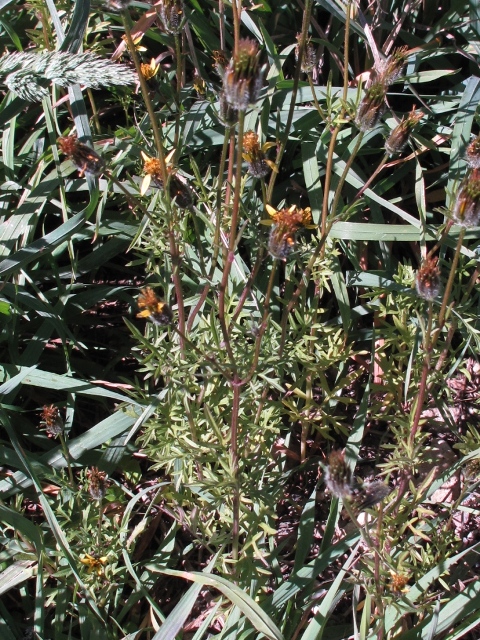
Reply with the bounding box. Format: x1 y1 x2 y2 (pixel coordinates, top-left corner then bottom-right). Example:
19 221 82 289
264 204 313 261
80 553 109 576
295 34 317 73
388 570 410 594
373 46 409 86
87 467 108 501
355 82 385 132
141 151 193 209
354 480 391 509
140 58 160 81
156 0 185 35
453 168 480 227
58 135 104 177
324 450 353 499
137 287 173 325
416 257 441 301
222 39 264 111
385 107 423 155
466 134 480 169
40 404 64 437
242 130 276 178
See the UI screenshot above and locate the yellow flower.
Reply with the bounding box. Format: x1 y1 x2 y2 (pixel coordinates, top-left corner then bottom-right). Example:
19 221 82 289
140 58 160 81
80 554 108 576
137 287 173 326
388 570 410 594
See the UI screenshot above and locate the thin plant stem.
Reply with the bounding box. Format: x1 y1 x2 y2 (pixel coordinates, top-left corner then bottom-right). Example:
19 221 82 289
437 226 466 330
241 260 278 384
173 33 183 151
355 153 388 200
96 497 103 548
86 88 101 135
58 433 76 489
329 132 365 221
267 0 313 201
409 301 433 446
230 378 241 565
307 73 326 119
122 13 168 184
218 112 245 365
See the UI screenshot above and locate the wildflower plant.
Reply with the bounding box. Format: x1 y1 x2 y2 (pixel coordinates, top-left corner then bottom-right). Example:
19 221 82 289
1 1 480 639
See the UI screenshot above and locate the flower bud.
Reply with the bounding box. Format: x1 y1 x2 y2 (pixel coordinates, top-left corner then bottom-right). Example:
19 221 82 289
373 46 409 86
295 34 317 74
222 39 264 111
87 467 108 501
156 0 185 35
415 256 441 301
385 107 423 155
324 450 353 499
466 135 480 169
453 168 480 227
355 82 385 132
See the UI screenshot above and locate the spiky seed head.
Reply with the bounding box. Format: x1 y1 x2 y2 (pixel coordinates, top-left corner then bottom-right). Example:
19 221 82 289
324 450 353 499
453 168 480 227
385 107 423 155
415 257 441 300
355 82 386 132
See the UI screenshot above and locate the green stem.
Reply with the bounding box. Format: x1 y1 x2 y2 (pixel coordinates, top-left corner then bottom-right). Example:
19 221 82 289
266 0 313 201
122 13 167 184
58 433 76 489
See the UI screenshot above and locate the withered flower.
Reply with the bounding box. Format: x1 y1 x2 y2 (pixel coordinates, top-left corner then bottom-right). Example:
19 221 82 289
242 130 276 178
87 467 108 501
57 135 104 177
222 39 264 111
416 256 441 301
264 204 312 261
355 82 386 132
453 168 480 227
295 34 317 74
466 134 480 169
324 450 353 499
385 107 423 155
373 46 409 86
156 0 185 35
40 405 64 438
137 287 173 326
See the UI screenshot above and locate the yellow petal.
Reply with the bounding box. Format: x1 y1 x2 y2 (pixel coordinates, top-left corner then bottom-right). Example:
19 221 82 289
140 174 151 196
265 204 277 218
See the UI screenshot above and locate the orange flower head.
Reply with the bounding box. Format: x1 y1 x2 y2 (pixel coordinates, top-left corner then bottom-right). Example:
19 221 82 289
87 467 108 501
40 404 64 437
137 287 173 326
58 135 104 177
